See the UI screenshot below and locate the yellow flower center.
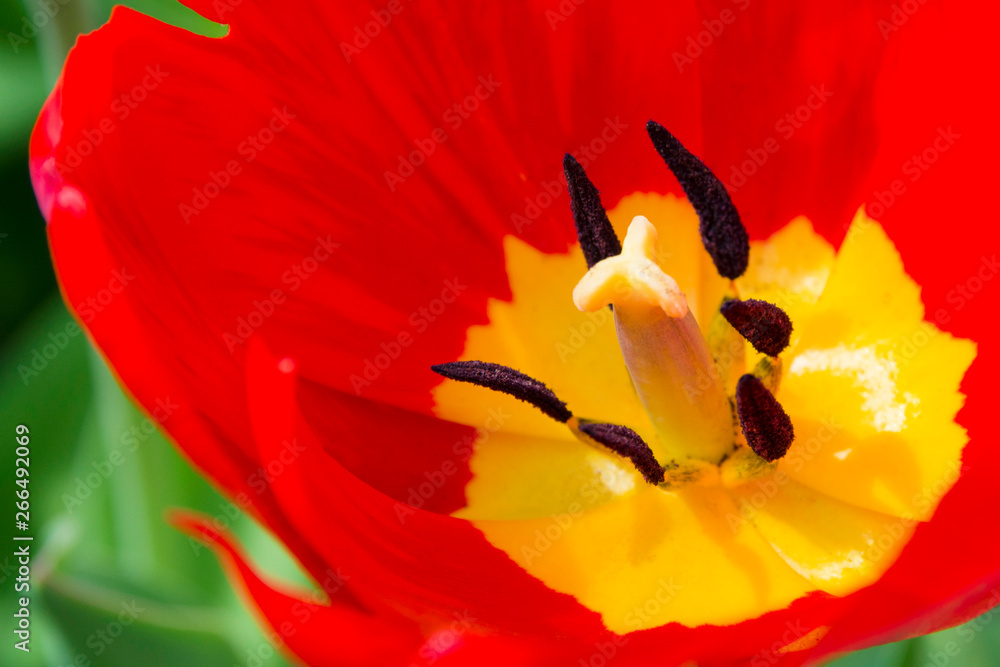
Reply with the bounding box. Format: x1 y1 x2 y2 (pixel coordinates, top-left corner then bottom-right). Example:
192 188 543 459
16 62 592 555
432 192 975 634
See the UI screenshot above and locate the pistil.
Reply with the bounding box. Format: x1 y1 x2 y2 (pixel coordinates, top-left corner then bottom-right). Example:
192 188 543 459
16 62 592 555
573 217 734 463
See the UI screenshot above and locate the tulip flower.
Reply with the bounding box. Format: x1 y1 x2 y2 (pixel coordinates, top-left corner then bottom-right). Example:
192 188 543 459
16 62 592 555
30 1 1000 665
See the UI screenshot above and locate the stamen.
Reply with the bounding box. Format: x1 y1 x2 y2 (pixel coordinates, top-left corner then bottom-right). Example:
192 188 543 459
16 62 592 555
646 120 749 280
577 421 666 485
735 374 795 462
720 298 793 357
563 154 622 268
431 361 573 423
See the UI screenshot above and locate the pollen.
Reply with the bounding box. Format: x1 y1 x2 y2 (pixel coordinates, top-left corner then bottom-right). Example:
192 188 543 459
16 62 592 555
431 361 573 423
735 374 795 462
576 421 665 485
563 153 622 269
720 298 793 357
647 120 749 280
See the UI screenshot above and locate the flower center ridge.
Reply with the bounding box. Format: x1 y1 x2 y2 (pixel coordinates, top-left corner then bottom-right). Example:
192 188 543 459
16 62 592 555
433 121 799 490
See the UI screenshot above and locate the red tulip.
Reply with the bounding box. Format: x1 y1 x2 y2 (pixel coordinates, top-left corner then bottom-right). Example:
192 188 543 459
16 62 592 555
30 1 1000 665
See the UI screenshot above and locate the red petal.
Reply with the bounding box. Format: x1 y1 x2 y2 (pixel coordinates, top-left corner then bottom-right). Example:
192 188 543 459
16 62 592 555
36 176 336 592
31 2 1000 661
696 2 893 241
170 511 422 667
246 340 863 666
30 0 901 506
802 0 1000 659
244 340 608 635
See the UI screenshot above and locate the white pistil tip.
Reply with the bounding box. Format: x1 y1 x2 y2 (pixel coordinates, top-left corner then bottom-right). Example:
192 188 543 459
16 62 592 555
572 216 688 317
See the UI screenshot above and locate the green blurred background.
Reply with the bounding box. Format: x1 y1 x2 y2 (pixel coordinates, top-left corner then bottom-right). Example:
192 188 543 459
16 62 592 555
0 2 996 665
2 3 302 665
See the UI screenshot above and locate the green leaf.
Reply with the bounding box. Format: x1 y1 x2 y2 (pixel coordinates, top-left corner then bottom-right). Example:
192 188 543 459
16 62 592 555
827 639 914 667
0 49 46 154
0 294 296 664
